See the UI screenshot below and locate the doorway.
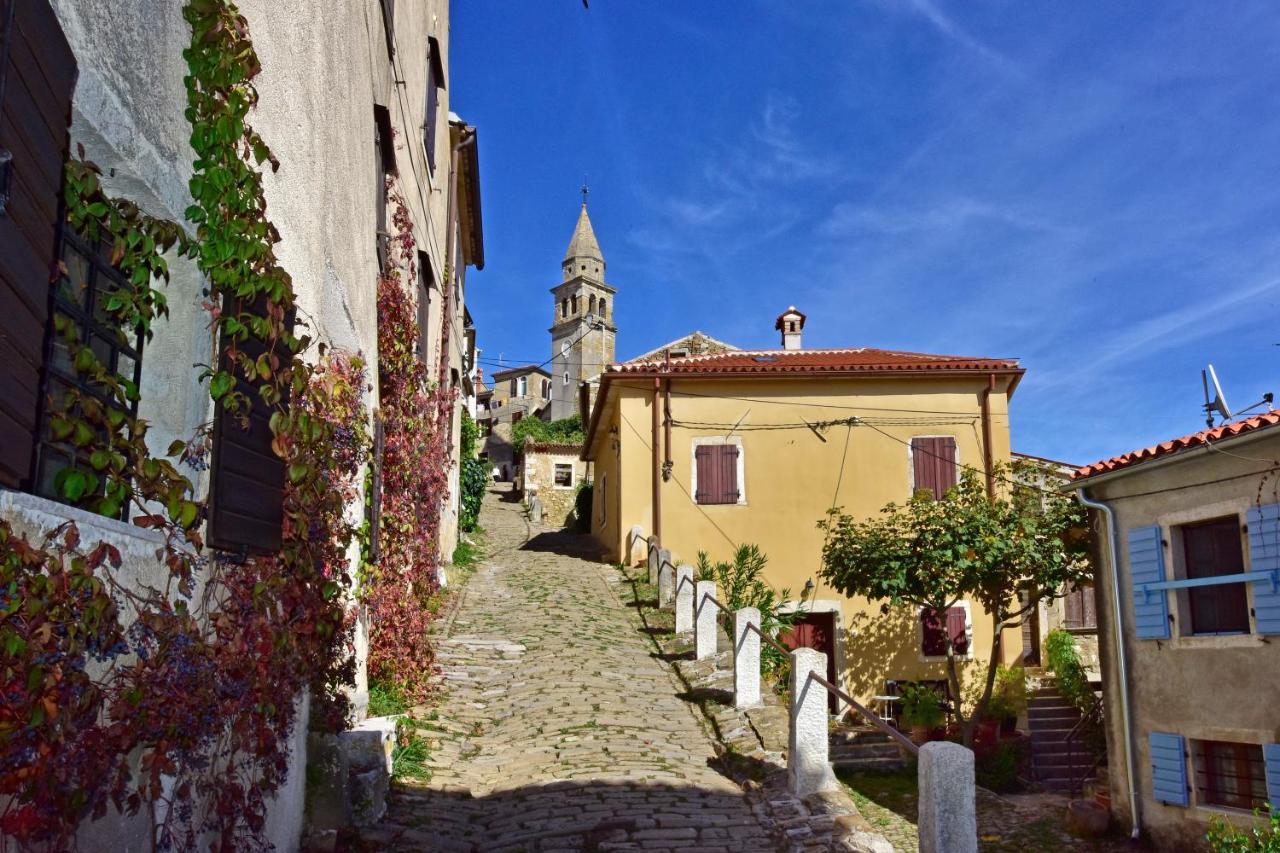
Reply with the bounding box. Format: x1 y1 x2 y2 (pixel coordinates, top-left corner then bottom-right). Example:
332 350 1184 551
781 611 839 714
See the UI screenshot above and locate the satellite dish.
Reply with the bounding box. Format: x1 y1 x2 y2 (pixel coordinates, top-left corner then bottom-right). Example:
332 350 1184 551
1202 364 1233 426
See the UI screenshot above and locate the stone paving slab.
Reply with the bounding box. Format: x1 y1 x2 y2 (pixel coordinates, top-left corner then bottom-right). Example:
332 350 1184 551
354 487 784 851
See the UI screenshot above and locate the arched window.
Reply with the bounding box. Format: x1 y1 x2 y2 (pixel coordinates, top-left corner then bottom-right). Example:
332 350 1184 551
589 294 597 315
599 298 607 318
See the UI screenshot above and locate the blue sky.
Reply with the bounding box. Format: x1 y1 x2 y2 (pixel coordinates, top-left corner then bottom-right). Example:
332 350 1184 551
451 1 1280 466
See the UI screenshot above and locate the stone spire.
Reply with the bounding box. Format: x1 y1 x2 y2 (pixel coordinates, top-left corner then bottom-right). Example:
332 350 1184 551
564 203 604 265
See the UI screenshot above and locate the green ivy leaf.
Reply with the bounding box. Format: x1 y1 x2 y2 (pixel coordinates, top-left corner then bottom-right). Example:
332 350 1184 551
209 370 234 400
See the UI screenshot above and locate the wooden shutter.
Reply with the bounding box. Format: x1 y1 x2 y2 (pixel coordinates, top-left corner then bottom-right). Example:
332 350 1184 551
207 304 292 554
0 0 75 488
1246 503 1280 635
695 445 713 503
423 37 444 173
695 444 738 505
921 608 946 656
1264 743 1280 814
1064 585 1084 628
946 606 969 654
1128 525 1170 639
1150 732 1189 806
377 0 395 56
911 436 957 499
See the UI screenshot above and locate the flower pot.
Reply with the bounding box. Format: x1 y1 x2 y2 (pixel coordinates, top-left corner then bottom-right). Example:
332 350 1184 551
910 725 930 745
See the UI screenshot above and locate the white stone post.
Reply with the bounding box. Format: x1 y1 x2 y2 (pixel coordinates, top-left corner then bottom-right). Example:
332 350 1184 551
918 741 977 853
695 581 718 660
657 551 675 607
628 525 646 565
674 565 695 634
733 607 761 709
647 536 660 585
788 647 835 797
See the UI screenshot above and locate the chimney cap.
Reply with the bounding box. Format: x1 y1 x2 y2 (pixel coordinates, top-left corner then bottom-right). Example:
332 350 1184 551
775 306 807 331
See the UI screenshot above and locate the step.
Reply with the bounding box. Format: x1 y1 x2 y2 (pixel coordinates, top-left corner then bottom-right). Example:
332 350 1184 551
832 756 908 771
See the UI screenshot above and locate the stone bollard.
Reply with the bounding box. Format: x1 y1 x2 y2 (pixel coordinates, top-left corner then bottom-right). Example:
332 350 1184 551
629 525 646 565
674 566 695 634
694 581 718 660
788 647 836 797
733 607 761 708
647 536 660 585
657 551 675 607
917 741 977 853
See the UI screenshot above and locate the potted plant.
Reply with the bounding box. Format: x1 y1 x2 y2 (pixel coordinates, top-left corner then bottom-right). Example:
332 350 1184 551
898 684 945 744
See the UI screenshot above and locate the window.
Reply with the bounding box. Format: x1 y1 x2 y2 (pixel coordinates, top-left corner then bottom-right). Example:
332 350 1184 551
561 299 568 319
33 229 145 512
563 372 569 386
373 105 394 269
1062 583 1097 630
921 606 969 657
481 418 493 437
517 376 528 397
423 37 445 174
1181 517 1249 635
416 252 432 362
541 378 550 398
911 436 957 499
1194 740 1267 811
694 442 741 505
599 298 607 317
588 294 596 315
553 463 574 488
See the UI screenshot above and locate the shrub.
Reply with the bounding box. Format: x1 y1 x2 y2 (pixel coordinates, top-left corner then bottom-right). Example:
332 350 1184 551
975 739 1026 793
573 480 593 532
511 414 584 454
458 412 487 533
899 683 945 730
696 544 801 679
1045 629 1104 755
1207 809 1280 851
985 664 1027 722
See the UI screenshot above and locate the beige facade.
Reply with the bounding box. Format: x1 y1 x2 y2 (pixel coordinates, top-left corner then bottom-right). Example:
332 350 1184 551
524 443 589 528
584 336 1028 707
482 365 552 479
1075 417 1280 847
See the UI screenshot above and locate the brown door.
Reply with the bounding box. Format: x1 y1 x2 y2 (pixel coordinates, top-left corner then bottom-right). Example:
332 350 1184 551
1182 517 1248 635
781 611 839 714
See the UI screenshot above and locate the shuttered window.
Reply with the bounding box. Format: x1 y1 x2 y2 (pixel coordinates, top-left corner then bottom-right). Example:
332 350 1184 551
377 0 395 56
694 443 739 505
374 105 393 269
206 302 293 554
1127 524 1170 639
911 436 957 499
1150 731 1189 806
921 606 969 656
1194 740 1267 811
1062 583 1098 630
1182 517 1249 635
0 0 76 489
423 37 445 174
416 252 432 362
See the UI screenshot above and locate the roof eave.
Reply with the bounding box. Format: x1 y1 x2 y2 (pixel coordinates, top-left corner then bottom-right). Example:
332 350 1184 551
1072 419 1280 490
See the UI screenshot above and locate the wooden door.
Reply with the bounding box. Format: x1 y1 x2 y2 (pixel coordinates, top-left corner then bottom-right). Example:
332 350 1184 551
781 611 839 714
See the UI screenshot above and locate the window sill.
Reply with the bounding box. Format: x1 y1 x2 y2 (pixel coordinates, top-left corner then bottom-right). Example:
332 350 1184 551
0 488 167 549
1168 633 1265 650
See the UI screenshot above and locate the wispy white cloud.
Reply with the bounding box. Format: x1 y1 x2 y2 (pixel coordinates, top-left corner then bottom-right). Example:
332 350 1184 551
872 0 1019 73
822 196 1076 239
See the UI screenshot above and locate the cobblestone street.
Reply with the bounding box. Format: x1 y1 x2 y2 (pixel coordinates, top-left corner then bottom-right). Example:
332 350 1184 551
357 487 782 851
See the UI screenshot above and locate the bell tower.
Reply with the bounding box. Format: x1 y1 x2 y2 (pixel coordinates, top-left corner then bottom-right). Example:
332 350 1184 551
549 195 616 421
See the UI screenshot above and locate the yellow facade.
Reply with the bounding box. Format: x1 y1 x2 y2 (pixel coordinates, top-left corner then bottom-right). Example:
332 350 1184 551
585 373 1025 703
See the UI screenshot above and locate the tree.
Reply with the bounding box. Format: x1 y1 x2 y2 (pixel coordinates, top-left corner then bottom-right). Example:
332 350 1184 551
817 462 1090 746
511 414 584 454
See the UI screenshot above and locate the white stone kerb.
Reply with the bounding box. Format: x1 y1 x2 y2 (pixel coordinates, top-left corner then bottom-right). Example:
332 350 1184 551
917 741 977 853
657 550 675 607
733 607 761 709
694 581 718 661
788 647 836 798
674 566 695 634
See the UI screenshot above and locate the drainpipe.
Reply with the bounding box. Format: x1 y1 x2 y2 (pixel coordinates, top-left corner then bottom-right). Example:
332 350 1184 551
1075 488 1141 841
651 376 662 543
662 377 673 482
981 373 996 497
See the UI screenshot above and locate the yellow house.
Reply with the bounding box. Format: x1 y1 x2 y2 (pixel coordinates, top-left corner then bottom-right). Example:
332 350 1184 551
582 307 1028 707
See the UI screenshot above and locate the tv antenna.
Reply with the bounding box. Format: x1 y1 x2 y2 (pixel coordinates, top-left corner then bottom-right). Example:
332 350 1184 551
1201 363 1273 427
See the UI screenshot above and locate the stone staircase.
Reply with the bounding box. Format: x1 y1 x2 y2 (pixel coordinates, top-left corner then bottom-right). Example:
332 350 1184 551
830 726 907 772
1027 678 1100 793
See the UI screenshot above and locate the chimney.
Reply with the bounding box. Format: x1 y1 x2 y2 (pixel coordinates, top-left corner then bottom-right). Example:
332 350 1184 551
775 306 806 350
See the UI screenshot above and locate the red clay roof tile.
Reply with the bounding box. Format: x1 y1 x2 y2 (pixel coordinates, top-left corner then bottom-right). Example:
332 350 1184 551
609 347 1019 377
1074 411 1280 480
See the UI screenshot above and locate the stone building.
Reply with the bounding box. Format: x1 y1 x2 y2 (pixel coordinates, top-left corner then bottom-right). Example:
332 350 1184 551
0 0 481 845
523 442 588 528
1073 412 1280 846
549 202 616 421
482 364 552 480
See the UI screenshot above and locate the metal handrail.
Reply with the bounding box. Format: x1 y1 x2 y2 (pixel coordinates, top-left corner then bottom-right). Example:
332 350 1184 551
1064 696 1104 797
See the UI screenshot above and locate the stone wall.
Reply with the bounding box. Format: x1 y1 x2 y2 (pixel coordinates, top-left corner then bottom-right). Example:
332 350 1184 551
524 444 587 528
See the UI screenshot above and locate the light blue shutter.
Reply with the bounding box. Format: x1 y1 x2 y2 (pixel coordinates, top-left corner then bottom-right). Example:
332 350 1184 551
1128 525 1170 639
1264 743 1280 813
1247 504 1280 635
1149 732 1188 806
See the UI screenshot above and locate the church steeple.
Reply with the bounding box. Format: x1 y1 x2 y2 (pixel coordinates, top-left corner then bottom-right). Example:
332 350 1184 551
563 203 605 280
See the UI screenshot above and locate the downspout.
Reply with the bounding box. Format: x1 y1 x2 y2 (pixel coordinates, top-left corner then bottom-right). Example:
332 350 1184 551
651 376 662 543
981 373 995 497
1075 488 1141 841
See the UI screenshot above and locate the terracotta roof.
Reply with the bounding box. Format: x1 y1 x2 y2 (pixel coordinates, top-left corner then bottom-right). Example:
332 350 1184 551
489 364 552 380
524 441 585 453
1074 411 1280 480
607 347 1020 377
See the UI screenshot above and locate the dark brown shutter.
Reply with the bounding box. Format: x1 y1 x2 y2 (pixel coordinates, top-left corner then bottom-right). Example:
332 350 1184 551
207 303 292 554
921 608 946 656
377 0 395 56
720 444 739 502
423 38 444 174
1064 585 1083 628
695 444 739 505
695 445 713 503
0 0 75 488
946 606 969 654
912 436 957 499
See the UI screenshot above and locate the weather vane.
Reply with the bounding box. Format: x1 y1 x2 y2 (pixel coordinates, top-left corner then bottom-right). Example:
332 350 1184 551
581 178 589 206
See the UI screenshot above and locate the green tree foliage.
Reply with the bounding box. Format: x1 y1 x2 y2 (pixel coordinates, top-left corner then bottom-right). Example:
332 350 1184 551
817 462 1091 745
1208 810 1280 851
458 411 487 533
511 414 584 454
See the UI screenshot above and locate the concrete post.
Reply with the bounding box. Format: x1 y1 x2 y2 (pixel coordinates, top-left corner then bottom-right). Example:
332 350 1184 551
674 565 695 634
788 647 835 797
733 607 761 708
695 581 718 660
657 550 675 607
628 524 646 565
917 741 977 853
647 536 660 585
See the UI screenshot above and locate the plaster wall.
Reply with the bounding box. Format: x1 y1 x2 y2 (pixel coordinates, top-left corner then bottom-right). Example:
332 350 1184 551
1084 429 1280 847
6 0 461 846
591 374 1023 703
